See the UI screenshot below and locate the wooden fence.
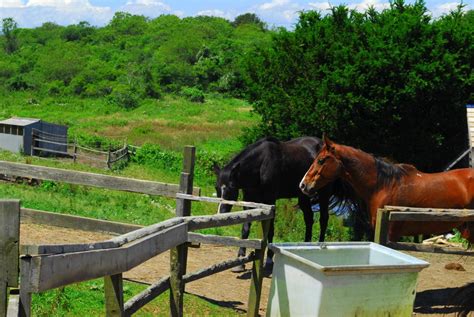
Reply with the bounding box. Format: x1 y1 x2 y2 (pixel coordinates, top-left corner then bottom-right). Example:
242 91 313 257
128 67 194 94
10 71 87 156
0 146 275 316
374 205 474 256
31 129 130 169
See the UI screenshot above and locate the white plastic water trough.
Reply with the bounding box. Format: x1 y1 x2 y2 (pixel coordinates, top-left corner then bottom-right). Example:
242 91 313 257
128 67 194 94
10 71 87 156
266 242 429 317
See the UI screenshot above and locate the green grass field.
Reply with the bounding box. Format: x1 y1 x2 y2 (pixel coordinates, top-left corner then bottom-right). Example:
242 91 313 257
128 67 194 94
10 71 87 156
0 91 349 316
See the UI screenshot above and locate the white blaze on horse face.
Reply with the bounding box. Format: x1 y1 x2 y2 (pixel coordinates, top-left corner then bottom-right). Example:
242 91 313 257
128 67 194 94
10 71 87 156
217 185 226 214
300 168 311 191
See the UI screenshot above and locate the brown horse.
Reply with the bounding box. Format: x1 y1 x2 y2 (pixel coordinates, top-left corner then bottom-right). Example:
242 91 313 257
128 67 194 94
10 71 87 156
299 135 474 242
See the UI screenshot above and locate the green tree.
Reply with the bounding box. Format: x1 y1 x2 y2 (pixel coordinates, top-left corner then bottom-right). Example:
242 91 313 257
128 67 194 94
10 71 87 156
243 1 473 171
2 17 18 54
232 13 266 30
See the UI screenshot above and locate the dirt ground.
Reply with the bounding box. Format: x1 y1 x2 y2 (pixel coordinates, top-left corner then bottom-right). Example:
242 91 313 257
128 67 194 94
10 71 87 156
20 223 474 316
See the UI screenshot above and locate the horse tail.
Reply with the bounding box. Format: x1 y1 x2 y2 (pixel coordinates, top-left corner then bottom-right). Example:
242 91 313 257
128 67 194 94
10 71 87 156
452 282 474 317
328 178 360 216
328 179 373 240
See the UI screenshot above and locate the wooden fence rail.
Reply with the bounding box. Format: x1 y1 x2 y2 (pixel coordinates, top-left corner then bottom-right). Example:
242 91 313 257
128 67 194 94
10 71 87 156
0 201 20 317
0 146 275 317
9 202 274 316
374 205 474 256
0 160 200 197
31 129 130 168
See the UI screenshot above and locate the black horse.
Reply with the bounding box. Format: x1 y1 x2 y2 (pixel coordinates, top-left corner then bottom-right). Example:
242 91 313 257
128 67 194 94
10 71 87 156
213 136 357 271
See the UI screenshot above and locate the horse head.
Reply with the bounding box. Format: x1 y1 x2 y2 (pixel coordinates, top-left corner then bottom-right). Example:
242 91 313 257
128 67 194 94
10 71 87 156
213 162 239 213
299 135 344 196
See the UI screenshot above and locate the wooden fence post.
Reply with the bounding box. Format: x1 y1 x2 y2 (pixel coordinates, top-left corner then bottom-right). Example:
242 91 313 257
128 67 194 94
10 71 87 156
0 200 20 317
104 274 124 317
30 131 34 156
247 217 272 317
19 257 31 317
374 208 390 246
107 149 112 169
73 138 78 163
170 146 195 317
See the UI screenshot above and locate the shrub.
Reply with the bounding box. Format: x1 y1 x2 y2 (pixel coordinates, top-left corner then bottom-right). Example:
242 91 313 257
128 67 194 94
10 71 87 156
46 80 65 95
108 84 140 109
180 87 205 103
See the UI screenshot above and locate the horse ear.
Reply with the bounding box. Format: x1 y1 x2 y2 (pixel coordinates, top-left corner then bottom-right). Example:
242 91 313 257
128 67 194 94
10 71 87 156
323 134 335 150
212 163 221 175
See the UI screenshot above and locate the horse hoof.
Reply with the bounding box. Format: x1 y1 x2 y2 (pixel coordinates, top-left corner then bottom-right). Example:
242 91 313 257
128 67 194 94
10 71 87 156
231 264 246 273
264 258 274 271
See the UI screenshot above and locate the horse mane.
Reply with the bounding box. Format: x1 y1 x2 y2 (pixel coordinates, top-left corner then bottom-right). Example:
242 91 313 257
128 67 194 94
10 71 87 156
339 145 418 189
375 158 418 189
226 136 280 167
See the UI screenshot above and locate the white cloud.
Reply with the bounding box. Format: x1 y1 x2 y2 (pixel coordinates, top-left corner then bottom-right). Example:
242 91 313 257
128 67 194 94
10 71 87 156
0 0 179 27
196 9 232 19
0 0 25 7
259 0 290 10
120 0 172 17
253 0 302 26
0 0 113 27
120 0 171 17
348 0 390 12
310 0 389 13
308 1 332 11
430 2 468 16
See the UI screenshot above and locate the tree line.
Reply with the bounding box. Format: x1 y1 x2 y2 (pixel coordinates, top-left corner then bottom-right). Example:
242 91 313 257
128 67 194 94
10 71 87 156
242 0 473 171
1 2 473 171
0 13 271 108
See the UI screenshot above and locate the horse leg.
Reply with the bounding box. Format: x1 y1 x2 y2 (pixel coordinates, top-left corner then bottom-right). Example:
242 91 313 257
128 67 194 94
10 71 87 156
299 196 314 242
317 187 330 242
264 217 275 270
238 219 252 257
231 217 252 273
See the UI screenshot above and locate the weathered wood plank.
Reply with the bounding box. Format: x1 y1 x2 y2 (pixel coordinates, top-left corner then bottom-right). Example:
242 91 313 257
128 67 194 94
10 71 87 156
6 290 20 317
169 147 195 317
110 218 184 246
21 241 119 256
0 200 20 288
384 205 474 213
19 257 32 317
125 253 256 315
187 233 263 249
23 223 188 292
169 244 187 317
374 209 390 246
105 274 124 317
387 242 474 256
247 219 271 317
21 217 183 256
20 208 142 235
184 253 256 284
186 208 274 231
389 211 474 222
176 193 273 210
124 277 170 316
32 147 71 156
0 281 6 317
176 173 192 218
182 146 196 176
0 161 200 197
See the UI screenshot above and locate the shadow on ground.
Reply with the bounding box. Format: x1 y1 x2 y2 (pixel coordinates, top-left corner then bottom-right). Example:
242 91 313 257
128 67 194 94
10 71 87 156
187 291 247 314
414 287 466 314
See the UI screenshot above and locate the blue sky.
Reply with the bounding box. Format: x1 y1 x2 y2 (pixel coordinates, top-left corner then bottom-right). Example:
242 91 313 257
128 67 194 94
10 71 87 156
0 0 472 29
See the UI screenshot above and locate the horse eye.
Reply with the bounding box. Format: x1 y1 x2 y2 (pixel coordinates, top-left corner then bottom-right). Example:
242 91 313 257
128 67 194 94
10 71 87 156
318 158 326 165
